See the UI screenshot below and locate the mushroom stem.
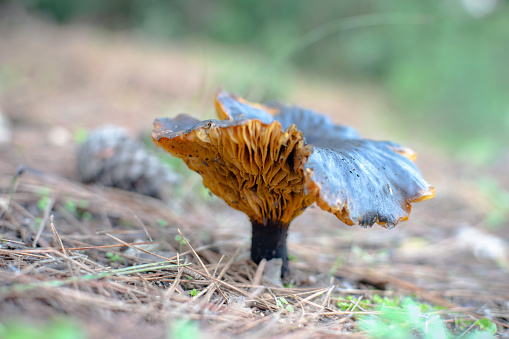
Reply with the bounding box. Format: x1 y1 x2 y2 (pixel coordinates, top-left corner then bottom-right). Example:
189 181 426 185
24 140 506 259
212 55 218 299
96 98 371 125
250 221 289 277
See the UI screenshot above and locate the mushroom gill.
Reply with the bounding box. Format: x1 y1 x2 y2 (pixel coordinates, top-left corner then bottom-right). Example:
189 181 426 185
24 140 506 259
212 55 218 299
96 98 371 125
153 116 315 227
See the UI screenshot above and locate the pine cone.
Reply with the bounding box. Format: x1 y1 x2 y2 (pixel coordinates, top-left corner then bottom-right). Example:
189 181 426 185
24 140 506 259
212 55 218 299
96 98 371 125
76 125 180 200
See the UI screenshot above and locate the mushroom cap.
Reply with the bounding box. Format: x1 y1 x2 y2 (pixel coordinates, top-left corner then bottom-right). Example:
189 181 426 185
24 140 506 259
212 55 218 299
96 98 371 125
304 140 434 228
153 90 435 228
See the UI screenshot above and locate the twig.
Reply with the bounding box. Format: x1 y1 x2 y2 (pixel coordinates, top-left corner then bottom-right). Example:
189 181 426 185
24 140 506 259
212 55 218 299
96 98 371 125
0 261 190 294
177 229 229 302
166 266 185 298
104 233 170 261
321 284 335 310
0 166 24 220
205 243 245 301
0 238 26 245
32 198 55 247
49 215 81 289
249 259 267 300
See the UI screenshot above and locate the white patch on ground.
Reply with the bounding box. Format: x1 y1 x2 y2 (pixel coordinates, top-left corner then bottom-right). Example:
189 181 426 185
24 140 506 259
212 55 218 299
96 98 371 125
457 226 508 267
262 258 283 286
0 110 12 144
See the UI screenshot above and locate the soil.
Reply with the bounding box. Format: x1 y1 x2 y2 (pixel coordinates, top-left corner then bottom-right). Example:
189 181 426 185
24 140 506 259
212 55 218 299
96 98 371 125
1 9 508 339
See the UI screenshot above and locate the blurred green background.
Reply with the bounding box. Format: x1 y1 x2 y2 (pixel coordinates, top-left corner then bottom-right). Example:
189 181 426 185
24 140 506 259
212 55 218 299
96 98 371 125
12 0 509 162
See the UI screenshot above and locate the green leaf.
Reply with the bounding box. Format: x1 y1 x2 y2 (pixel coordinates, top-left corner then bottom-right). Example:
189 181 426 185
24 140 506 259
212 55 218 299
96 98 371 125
475 318 497 335
168 319 201 339
80 211 93 221
175 235 186 245
37 196 50 212
157 219 168 227
105 252 124 263
63 200 77 214
358 297 455 339
337 301 350 311
0 317 84 339
73 128 88 144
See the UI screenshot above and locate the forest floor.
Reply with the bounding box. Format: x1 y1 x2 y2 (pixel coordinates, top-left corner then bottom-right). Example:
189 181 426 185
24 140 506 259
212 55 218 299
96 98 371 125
0 11 508 339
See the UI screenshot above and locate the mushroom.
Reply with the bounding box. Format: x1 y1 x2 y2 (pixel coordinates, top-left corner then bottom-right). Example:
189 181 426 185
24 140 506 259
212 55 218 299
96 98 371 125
152 90 435 276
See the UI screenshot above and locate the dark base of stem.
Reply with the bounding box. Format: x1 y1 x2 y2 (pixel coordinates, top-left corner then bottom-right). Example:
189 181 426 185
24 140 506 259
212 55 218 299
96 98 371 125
251 221 289 278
